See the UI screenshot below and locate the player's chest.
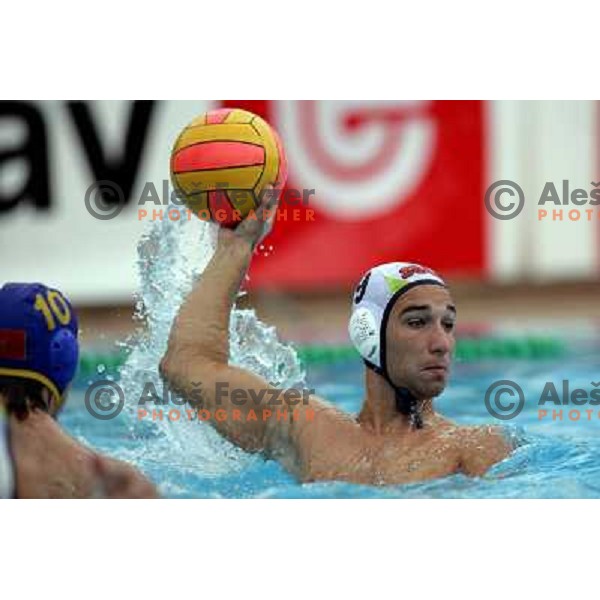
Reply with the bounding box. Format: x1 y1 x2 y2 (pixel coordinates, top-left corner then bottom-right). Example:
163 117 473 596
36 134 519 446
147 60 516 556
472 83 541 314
366 435 462 484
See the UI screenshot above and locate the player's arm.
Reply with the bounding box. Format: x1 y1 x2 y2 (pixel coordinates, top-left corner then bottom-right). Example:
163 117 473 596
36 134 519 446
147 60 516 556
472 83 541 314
459 425 513 477
159 187 332 463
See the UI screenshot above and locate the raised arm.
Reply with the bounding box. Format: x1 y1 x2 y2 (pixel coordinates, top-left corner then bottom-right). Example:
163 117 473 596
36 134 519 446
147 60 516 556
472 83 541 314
159 189 331 467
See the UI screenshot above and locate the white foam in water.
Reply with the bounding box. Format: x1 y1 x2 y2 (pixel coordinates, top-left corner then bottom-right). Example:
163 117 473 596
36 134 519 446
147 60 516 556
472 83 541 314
117 208 305 477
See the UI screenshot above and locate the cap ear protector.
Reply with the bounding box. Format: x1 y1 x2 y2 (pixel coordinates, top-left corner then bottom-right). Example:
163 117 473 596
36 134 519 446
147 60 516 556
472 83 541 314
349 262 447 381
48 328 79 397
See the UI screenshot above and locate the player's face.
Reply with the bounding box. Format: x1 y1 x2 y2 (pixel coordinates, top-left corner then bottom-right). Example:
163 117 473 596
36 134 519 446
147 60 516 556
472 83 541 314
384 286 456 399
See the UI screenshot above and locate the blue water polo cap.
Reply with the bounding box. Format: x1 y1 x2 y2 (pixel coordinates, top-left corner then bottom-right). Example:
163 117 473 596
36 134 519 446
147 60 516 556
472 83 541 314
0 283 79 409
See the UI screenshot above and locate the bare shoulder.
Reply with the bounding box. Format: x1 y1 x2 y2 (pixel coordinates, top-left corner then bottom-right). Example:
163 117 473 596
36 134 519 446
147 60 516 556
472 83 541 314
457 424 513 477
266 393 364 481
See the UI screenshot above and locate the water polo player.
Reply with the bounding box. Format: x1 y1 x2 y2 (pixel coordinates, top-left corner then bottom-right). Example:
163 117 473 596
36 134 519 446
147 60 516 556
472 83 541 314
0 283 157 498
161 191 512 484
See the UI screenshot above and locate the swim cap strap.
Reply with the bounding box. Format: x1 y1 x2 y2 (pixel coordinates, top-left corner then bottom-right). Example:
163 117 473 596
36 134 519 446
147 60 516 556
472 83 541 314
394 387 423 429
377 278 444 430
350 263 447 430
362 358 384 376
363 359 424 429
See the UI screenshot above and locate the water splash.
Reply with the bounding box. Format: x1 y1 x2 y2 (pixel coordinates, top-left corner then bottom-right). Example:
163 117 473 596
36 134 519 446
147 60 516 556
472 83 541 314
117 211 305 478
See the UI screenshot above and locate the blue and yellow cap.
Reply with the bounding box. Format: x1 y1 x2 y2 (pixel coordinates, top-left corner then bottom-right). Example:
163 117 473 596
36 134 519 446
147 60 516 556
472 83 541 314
0 283 79 411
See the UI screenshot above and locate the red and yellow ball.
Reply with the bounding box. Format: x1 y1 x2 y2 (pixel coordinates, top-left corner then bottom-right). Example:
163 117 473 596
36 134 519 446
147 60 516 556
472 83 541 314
170 108 287 227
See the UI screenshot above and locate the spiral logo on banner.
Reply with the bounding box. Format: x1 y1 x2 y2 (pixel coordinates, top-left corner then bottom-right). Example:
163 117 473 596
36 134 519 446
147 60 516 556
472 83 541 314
273 101 436 220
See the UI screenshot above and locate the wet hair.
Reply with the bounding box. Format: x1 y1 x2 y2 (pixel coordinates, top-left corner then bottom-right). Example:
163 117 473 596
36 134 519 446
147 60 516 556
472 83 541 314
0 377 50 421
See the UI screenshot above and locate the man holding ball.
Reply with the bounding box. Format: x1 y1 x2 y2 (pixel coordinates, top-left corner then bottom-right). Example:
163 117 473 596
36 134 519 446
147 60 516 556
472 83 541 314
160 188 512 485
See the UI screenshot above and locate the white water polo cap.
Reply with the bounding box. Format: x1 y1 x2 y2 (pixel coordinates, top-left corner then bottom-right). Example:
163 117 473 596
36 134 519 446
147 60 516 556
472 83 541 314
348 262 446 374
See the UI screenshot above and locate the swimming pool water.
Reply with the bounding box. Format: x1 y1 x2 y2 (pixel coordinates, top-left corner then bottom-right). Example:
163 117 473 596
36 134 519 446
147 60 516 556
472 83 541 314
63 337 600 499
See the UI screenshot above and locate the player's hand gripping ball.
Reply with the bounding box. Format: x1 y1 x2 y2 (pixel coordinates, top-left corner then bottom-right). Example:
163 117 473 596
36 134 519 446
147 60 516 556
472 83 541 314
170 108 288 228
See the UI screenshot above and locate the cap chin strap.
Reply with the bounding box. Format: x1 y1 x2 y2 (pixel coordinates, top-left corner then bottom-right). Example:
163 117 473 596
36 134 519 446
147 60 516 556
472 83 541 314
363 359 424 429
362 278 446 429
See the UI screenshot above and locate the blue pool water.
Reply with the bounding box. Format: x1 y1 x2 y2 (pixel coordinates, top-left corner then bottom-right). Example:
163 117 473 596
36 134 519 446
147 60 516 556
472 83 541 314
64 335 600 499
60 213 600 498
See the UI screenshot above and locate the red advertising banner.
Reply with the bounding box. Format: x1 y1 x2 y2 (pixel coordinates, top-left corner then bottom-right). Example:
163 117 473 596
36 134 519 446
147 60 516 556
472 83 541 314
222 101 485 290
